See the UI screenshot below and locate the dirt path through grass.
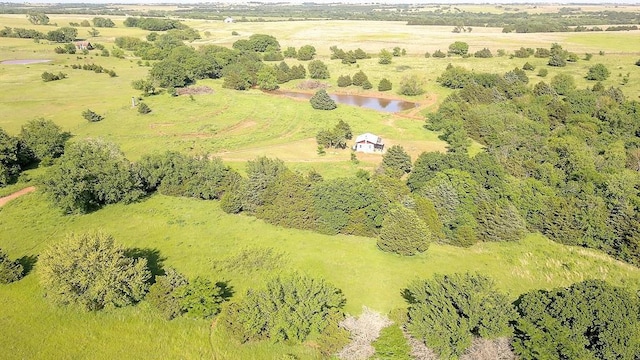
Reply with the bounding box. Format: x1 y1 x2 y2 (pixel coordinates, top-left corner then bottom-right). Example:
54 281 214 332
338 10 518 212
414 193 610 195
0 186 36 207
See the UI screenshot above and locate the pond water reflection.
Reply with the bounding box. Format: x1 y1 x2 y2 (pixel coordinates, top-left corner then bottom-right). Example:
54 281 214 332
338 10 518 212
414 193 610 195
272 90 418 113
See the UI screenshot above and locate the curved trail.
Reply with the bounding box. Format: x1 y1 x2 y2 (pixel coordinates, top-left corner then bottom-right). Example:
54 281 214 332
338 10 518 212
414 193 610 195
0 186 36 207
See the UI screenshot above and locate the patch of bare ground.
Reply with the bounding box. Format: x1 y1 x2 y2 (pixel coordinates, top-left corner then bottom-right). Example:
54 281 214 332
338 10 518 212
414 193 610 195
0 186 36 207
149 123 176 129
297 80 329 90
176 86 214 96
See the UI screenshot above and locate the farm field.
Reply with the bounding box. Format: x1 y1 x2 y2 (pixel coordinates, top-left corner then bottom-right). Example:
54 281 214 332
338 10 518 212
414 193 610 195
1 7 640 359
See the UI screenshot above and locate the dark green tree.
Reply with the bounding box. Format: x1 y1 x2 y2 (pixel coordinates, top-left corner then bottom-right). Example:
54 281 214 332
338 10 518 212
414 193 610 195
310 89 337 110
224 274 345 343
175 277 227 319
0 129 23 186
244 156 287 213
256 171 318 231
296 45 316 61
377 206 431 256
38 232 150 311
378 78 392 92
405 273 515 359
308 60 330 79
0 249 24 284
82 109 104 122
382 145 412 178
146 267 188 319
137 102 152 114
550 73 576 95
351 70 368 87
27 12 49 25
257 65 278 90
337 75 352 87
513 280 640 360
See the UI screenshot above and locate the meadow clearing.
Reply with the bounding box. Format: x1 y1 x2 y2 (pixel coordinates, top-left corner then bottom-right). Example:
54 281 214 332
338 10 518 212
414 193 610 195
1 10 640 359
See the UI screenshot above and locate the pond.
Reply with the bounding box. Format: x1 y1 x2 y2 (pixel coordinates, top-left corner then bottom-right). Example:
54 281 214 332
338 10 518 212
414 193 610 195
272 90 418 113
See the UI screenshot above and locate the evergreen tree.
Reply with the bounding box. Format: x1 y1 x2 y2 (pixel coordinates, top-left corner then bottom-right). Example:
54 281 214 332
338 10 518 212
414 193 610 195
310 89 337 110
382 145 412 177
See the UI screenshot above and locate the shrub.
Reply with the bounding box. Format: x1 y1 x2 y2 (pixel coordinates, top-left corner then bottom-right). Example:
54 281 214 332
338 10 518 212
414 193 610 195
175 277 227 319
351 70 368 87
310 89 336 110
550 73 576 95
146 268 188 319
432 49 446 58
424 51 431 58
378 49 392 64
337 75 352 87
41 71 66 82
405 273 515 359
362 80 372 90
448 41 469 55
522 62 535 71
378 78 392 92
635 59 640 66
137 102 151 114
0 249 24 284
82 109 104 122
474 48 493 58
38 232 150 311
586 63 610 81
398 74 424 96
378 206 431 256
307 60 330 79
224 274 346 343
372 325 412 360
537 68 548 77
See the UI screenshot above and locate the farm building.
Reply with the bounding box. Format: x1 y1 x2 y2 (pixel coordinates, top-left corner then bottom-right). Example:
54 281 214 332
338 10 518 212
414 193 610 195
353 133 384 153
74 41 93 50
224 17 235 23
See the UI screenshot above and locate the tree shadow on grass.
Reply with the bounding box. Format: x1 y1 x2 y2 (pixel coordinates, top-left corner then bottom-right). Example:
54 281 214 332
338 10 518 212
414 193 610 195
124 248 166 283
17 254 38 276
216 280 235 301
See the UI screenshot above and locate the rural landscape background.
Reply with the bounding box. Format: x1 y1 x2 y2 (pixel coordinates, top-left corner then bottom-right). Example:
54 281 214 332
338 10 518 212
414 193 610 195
1 2 640 359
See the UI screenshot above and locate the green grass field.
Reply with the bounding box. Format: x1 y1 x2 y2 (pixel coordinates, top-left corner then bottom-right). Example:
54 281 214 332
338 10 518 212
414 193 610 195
2 12 640 359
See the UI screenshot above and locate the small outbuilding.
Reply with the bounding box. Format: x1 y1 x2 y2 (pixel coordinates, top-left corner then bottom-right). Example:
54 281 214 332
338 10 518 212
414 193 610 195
353 133 384 153
224 17 234 23
74 41 93 50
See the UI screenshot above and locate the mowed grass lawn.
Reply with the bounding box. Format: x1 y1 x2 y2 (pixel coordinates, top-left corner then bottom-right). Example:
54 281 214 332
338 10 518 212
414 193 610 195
2 190 640 359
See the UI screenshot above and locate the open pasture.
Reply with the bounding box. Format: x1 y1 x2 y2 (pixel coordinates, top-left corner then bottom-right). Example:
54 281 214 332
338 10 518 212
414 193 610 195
2 10 640 358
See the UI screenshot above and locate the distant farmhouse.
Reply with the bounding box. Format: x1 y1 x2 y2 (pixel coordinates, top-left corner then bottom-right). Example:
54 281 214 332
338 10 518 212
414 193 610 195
74 41 93 50
224 17 234 23
353 133 384 153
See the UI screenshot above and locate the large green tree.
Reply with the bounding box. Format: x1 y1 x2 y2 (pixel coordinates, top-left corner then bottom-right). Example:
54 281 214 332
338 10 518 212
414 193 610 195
38 232 150 311
256 171 319 230
42 139 145 214
310 89 337 110
308 60 330 79
0 128 22 186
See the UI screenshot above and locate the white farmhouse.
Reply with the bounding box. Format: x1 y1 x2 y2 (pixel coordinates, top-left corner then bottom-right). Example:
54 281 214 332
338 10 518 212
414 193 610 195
353 133 384 153
224 17 234 23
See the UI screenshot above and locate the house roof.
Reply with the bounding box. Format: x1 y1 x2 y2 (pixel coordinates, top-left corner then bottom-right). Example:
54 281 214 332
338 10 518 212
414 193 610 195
355 133 383 144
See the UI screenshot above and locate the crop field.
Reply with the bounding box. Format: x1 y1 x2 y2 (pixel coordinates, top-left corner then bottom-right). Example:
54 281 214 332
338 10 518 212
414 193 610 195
1 9 640 359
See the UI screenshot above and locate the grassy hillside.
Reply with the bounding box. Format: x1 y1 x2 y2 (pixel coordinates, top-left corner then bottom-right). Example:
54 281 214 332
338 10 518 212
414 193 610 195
1 12 640 359
1 190 640 358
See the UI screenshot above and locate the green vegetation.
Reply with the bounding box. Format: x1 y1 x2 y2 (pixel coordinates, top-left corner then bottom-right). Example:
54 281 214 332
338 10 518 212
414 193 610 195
1 7 640 358
38 232 150 311
405 273 515 359
0 248 24 284
310 89 336 110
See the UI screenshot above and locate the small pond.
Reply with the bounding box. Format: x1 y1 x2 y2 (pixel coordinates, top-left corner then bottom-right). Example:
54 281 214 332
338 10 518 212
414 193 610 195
272 90 418 113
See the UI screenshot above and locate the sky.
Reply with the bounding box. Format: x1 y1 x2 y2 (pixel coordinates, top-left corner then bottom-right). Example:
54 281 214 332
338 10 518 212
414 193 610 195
3 0 639 4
